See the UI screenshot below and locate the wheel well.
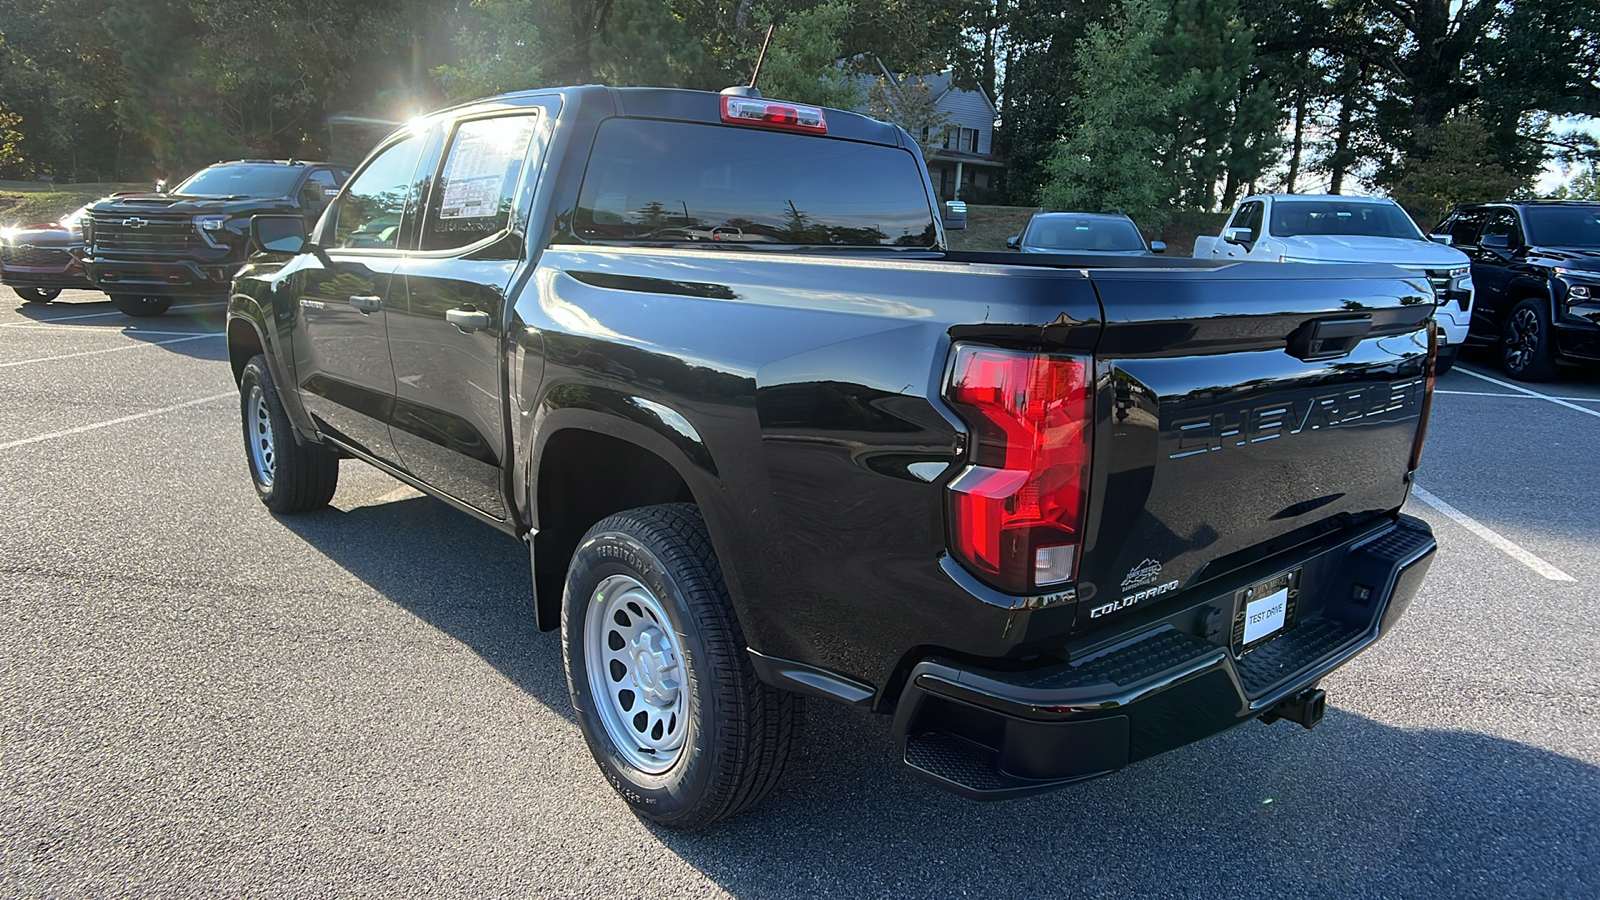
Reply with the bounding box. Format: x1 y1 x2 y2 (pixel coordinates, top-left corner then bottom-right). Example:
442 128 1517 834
227 318 265 384
531 429 695 630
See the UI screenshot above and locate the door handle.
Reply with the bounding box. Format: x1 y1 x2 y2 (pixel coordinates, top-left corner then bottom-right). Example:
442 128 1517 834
348 294 382 313
446 307 492 333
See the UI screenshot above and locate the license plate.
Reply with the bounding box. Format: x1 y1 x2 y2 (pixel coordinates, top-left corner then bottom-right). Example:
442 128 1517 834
1234 569 1299 651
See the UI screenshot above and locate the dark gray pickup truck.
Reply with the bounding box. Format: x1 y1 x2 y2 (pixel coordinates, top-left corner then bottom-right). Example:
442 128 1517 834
226 85 1439 828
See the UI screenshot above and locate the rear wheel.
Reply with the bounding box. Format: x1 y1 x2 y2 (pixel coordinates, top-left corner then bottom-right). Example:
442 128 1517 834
112 294 171 317
239 355 339 513
562 503 800 829
1501 299 1558 382
14 286 60 304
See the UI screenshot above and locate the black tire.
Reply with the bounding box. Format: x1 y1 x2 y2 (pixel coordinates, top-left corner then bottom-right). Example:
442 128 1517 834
112 294 171 317
562 503 800 829
1501 298 1558 382
239 355 339 513
1434 349 1456 375
14 286 60 303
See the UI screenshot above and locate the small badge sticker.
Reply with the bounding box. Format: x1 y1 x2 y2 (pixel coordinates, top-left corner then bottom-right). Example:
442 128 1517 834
1121 558 1163 591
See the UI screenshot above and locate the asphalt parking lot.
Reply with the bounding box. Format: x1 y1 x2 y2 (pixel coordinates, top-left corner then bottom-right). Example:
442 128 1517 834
2 290 1597 898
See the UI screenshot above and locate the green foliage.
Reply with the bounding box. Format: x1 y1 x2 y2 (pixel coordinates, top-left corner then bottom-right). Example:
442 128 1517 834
432 0 545 101
744 3 860 108
1382 116 1533 224
0 104 23 174
1037 0 1188 225
866 76 950 155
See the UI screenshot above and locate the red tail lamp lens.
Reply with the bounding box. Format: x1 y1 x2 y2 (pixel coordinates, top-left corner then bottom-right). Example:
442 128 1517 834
945 344 1092 594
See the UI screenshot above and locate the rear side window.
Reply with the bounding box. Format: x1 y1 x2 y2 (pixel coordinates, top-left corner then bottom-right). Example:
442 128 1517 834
421 114 540 252
573 119 937 248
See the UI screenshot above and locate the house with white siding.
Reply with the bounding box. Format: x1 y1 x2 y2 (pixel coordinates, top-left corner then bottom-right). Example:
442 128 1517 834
853 69 1005 202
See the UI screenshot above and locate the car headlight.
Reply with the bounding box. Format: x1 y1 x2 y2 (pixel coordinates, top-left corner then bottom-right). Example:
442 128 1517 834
195 215 228 232
1572 284 1593 301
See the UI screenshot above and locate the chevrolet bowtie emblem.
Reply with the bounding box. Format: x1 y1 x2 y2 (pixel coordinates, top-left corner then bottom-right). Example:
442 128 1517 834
122 217 147 228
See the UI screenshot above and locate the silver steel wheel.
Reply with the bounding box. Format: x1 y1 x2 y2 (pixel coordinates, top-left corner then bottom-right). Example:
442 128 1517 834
1505 307 1541 371
584 573 688 774
247 385 277 488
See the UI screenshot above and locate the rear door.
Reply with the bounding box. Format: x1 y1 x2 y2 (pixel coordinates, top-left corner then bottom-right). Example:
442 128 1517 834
288 131 429 468
387 108 545 518
1075 264 1433 628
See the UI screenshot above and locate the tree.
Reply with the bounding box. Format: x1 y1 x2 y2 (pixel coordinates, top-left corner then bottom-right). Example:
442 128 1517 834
1383 115 1532 224
1037 0 1189 224
0 102 23 174
865 75 950 156
433 0 546 101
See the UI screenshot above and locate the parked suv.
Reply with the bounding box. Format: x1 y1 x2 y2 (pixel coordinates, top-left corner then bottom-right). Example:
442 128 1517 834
1006 211 1165 255
1430 201 1600 380
0 203 95 303
84 160 349 316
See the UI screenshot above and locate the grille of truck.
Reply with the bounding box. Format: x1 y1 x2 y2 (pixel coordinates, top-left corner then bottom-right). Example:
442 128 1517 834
0 244 72 267
1423 269 1453 305
89 213 202 256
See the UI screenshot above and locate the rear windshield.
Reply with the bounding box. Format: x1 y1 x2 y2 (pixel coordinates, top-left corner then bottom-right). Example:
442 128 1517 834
573 118 937 248
1270 200 1423 240
175 164 302 199
1523 205 1600 248
1024 216 1145 251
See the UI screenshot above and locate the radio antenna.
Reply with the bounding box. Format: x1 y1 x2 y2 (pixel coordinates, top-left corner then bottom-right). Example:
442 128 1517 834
749 24 776 89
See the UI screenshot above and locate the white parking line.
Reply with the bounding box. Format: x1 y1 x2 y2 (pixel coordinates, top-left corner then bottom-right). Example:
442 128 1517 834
1455 367 1600 420
0 333 222 367
0 391 234 451
1437 389 1600 402
0 301 226 326
1410 485 1576 582
4 323 221 336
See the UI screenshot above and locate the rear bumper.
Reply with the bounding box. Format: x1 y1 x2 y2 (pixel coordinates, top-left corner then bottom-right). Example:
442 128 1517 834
84 257 240 298
890 515 1435 799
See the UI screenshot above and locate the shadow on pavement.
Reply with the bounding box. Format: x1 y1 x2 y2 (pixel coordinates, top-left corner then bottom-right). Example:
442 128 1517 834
275 493 571 720
11 296 229 362
277 489 1598 899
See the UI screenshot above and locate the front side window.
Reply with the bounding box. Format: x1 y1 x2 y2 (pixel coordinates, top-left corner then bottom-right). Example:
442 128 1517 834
1270 200 1423 240
573 118 938 248
1480 209 1523 246
331 134 427 250
1231 202 1264 235
420 114 539 252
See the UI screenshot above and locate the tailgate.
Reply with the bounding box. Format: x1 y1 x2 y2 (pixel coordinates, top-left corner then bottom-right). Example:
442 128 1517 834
1075 263 1432 627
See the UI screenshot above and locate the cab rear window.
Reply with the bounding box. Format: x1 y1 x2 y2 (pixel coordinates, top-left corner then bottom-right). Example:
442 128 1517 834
573 118 937 248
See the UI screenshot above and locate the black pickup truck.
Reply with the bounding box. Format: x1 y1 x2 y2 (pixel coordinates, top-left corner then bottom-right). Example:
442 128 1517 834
85 159 349 316
226 86 1439 828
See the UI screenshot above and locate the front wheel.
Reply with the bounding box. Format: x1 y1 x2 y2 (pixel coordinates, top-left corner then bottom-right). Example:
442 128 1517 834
112 294 171 317
562 503 800 829
14 286 60 304
1501 299 1558 382
239 355 339 513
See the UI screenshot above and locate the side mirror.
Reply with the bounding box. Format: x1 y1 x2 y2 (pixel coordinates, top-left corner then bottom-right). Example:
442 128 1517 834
1428 233 1453 246
1223 226 1254 246
155 179 168 195
1005 235 1020 249
1479 233 1512 252
1150 240 1167 254
252 215 309 255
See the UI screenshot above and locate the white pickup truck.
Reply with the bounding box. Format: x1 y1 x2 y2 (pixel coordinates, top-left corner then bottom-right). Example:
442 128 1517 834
1196 194 1473 371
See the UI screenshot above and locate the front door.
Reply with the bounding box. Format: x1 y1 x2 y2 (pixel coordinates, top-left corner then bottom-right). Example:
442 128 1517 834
288 132 429 468
387 111 543 518
1468 208 1523 332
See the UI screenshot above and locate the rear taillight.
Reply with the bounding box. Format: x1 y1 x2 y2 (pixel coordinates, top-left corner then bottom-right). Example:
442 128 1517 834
1410 322 1436 471
944 343 1093 594
720 95 827 134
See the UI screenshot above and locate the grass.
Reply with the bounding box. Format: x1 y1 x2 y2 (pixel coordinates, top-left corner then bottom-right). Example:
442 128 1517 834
0 181 149 226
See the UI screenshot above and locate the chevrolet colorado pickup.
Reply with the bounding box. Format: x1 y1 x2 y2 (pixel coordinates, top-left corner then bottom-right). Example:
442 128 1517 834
227 85 1439 828
85 159 349 316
